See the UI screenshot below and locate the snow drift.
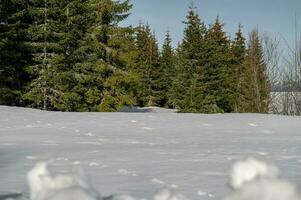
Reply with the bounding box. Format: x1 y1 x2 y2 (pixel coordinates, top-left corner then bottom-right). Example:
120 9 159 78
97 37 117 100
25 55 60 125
26 158 301 200
27 162 101 200
224 158 301 200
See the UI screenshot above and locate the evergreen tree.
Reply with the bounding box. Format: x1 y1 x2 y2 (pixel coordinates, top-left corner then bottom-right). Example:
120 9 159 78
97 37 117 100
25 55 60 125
245 29 270 113
23 0 68 110
76 0 137 111
0 0 31 106
24 0 136 111
133 23 160 107
231 25 248 112
171 5 207 112
159 30 175 108
203 17 233 112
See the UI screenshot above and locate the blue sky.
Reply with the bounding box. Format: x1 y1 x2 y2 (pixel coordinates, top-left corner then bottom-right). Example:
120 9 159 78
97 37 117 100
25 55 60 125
121 0 301 50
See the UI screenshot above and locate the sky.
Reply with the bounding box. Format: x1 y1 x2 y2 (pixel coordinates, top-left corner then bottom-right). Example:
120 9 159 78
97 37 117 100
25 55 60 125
121 0 301 51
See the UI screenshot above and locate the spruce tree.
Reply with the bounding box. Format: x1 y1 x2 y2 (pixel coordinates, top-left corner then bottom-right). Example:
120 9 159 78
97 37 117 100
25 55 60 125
23 0 68 110
78 0 137 111
23 0 136 111
171 5 207 112
159 31 175 108
231 25 247 112
245 29 270 113
0 0 31 106
133 23 160 107
204 17 232 112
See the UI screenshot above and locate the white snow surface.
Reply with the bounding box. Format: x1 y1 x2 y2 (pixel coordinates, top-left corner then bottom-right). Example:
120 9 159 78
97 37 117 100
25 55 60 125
229 158 279 189
1 106 301 200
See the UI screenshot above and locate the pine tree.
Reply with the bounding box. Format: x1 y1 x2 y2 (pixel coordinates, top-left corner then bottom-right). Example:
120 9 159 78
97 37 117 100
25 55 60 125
23 0 136 111
159 31 175 108
171 5 207 112
204 17 232 112
245 29 270 113
0 0 32 106
78 0 137 111
133 23 160 107
23 0 68 110
231 25 247 112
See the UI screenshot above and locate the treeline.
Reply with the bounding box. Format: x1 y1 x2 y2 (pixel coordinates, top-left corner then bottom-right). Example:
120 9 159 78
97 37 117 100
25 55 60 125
0 0 270 113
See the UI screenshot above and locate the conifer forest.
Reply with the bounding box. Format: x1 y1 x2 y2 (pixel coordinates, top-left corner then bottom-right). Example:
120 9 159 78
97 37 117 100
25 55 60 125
0 0 290 114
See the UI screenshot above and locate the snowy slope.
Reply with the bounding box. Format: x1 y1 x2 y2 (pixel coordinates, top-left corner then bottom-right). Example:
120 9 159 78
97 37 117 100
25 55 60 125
0 106 301 200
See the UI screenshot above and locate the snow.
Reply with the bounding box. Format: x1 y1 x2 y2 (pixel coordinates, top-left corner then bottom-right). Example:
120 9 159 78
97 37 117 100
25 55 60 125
1 106 301 200
225 158 301 200
229 158 279 189
26 162 100 200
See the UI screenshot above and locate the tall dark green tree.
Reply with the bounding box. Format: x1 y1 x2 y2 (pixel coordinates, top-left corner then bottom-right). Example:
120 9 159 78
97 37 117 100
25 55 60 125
231 25 247 112
133 23 160 107
245 29 270 113
203 17 233 112
24 0 136 111
76 0 137 111
23 0 68 110
171 5 207 112
159 30 175 108
0 0 32 106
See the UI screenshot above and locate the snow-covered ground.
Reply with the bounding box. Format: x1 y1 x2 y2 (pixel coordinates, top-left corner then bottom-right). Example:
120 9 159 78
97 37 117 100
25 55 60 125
0 106 301 200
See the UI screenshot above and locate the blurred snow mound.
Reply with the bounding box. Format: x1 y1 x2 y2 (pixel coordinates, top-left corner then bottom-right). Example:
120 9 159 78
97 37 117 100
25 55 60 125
225 179 300 200
153 189 189 200
225 158 300 200
27 162 101 200
229 158 279 189
26 159 301 200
